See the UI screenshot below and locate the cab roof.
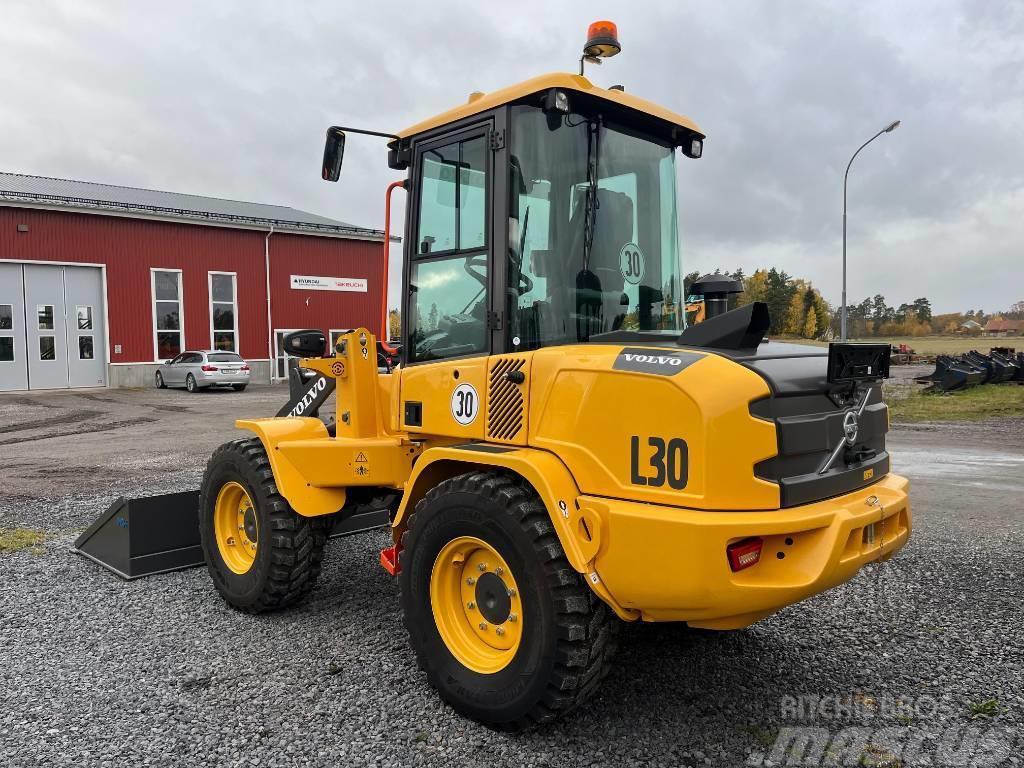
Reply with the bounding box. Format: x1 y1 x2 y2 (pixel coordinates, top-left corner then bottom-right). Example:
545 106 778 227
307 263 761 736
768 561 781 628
395 72 704 140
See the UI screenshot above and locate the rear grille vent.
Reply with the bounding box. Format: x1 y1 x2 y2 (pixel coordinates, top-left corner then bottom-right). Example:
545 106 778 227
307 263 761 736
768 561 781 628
487 358 526 442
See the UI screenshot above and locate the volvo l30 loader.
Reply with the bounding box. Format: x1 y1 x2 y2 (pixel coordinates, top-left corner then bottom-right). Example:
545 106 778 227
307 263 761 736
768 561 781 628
198 22 911 730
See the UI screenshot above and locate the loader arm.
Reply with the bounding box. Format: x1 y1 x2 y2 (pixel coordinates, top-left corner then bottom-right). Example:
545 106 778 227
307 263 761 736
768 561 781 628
236 328 422 517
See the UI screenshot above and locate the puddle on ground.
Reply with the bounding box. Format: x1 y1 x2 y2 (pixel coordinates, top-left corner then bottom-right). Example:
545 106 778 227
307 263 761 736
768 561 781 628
892 446 1024 491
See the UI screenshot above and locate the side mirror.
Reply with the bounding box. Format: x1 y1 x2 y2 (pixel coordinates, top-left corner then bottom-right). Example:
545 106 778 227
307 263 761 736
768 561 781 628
283 329 327 358
322 127 346 182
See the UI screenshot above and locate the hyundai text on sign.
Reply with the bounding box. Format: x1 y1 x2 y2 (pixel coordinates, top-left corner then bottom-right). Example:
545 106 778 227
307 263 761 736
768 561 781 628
289 275 368 292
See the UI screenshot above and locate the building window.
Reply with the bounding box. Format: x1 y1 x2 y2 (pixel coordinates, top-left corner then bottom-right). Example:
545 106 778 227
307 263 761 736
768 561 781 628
77 306 93 330
79 336 94 360
152 269 183 360
0 337 13 362
209 272 238 352
37 305 54 330
0 304 12 330
39 336 56 361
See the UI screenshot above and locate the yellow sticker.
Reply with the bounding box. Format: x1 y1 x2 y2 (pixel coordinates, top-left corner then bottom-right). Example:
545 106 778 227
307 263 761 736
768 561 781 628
863 468 874 481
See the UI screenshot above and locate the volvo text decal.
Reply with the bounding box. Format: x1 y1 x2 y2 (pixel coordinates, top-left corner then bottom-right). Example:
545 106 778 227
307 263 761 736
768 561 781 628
612 348 702 376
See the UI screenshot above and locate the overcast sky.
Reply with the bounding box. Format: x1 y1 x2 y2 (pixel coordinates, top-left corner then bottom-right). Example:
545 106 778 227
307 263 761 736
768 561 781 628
2 1 1021 314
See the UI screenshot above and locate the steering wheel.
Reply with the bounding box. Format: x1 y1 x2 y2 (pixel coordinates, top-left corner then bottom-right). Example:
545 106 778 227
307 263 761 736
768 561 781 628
464 254 534 295
463 255 488 288
508 250 534 295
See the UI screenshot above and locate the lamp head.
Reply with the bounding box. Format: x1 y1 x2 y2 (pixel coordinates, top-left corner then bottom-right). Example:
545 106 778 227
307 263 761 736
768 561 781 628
584 20 621 58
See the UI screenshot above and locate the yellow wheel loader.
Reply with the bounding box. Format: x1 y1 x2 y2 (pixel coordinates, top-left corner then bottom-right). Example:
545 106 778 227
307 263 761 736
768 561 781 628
199 22 911 730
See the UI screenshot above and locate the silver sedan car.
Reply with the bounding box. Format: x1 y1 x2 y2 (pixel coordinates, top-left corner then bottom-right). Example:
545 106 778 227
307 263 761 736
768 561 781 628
155 350 251 392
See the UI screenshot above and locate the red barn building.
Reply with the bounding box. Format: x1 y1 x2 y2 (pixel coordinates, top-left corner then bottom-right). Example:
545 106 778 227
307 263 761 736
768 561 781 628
0 172 386 390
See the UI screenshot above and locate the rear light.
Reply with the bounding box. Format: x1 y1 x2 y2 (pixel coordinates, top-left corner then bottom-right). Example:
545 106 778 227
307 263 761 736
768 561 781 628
726 537 763 572
201 364 216 372
240 364 250 371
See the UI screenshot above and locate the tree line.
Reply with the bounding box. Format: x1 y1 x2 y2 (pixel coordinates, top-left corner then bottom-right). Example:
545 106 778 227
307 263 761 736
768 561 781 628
684 269 830 339
686 269 1023 339
385 275 1022 343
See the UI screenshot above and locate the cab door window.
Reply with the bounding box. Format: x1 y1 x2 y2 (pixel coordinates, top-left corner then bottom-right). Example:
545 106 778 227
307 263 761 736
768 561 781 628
409 131 490 363
417 136 487 255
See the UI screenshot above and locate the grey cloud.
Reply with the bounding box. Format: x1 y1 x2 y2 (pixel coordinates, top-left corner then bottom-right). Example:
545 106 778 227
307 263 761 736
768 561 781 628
1 0 1021 313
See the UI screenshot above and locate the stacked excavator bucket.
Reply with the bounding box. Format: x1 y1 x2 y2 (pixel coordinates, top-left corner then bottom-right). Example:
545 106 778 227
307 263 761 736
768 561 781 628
915 348 1021 392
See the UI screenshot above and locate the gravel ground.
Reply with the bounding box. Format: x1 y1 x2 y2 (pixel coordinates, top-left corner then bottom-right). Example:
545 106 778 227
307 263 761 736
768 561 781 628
1 389 1021 767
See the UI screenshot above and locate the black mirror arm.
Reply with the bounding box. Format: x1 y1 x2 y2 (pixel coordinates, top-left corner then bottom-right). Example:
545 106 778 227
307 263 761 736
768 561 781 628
328 125 400 140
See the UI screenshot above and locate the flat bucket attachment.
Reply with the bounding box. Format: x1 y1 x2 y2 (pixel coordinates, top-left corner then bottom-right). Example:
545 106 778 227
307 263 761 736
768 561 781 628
72 490 202 579
73 489 392 579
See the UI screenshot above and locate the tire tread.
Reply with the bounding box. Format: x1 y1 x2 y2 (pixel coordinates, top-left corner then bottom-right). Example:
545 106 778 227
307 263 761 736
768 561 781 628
399 470 619 731
199 438 329 614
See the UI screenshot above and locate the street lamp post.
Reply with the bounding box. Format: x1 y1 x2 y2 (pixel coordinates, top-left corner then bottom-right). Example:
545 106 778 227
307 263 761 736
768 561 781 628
841 120 900 341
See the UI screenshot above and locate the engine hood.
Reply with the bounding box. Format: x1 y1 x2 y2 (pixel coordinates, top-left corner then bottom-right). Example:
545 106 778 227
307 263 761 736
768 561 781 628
525 339 888 510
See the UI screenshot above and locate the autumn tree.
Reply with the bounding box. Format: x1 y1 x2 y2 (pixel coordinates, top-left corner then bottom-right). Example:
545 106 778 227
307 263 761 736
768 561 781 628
388 309 401 342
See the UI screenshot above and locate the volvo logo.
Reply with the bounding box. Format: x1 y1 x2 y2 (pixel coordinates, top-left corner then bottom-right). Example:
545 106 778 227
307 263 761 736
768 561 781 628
843 410 860 445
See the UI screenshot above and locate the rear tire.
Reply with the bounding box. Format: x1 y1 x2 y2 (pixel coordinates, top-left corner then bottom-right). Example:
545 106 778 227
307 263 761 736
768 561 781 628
232 384 247 392
398 471 618 731
186 373 199 393
155 371 166 389
199 438 329 613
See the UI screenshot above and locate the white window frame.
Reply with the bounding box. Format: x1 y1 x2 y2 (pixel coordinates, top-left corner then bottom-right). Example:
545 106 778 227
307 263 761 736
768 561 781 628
208 271 239 353
151 268 184 362
273 328 303 381
0 303 14 364
329 328 348 356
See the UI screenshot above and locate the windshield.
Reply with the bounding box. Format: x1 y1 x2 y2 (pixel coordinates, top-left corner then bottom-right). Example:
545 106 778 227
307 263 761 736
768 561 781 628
506 105 683 350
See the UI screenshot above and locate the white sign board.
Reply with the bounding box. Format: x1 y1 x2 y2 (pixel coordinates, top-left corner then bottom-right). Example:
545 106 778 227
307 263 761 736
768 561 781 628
290 275 368 293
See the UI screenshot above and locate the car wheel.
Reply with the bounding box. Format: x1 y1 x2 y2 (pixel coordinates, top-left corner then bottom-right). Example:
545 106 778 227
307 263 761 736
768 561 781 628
232 384 247 392
186 373 199 393
155 371 166 389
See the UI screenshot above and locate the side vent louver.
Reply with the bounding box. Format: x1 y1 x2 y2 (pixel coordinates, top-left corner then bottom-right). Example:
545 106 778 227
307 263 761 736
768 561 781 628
487 357 526 442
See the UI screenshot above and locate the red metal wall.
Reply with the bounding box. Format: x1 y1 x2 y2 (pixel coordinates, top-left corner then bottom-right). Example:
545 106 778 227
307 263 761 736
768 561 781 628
0 207 383 363
268 231 386 338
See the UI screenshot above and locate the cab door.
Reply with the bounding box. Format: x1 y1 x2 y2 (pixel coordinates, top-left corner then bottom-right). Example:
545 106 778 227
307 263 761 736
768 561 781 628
399 121 500 439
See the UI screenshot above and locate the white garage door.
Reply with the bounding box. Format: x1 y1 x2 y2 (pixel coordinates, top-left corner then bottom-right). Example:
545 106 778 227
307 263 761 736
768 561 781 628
0 263 106 391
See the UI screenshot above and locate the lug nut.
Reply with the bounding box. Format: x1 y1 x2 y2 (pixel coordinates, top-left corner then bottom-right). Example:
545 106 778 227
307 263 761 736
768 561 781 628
477 563 487 572
227 537 235 545
479 622 487 631
495 566 504 576
466 577 476 586
507 588 516 598
467 601 475 610
508 613 518 623
495 627 505 636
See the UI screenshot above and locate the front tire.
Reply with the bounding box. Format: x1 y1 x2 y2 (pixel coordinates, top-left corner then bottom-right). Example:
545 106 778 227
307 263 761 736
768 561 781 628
155 371 166 389
398 471 618 730
199 438 329 613
186 373 199 393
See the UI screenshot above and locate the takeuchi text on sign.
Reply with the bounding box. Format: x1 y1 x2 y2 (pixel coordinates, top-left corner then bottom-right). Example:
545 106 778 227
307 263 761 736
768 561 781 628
289 275 368 292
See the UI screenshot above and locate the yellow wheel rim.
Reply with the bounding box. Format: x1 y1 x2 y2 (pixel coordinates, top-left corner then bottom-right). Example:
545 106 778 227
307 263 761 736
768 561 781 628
214 481 259 575
430 536 523 674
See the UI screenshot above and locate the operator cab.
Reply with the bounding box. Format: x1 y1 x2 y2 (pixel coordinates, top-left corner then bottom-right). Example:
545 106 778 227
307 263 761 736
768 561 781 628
386 73 705 367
